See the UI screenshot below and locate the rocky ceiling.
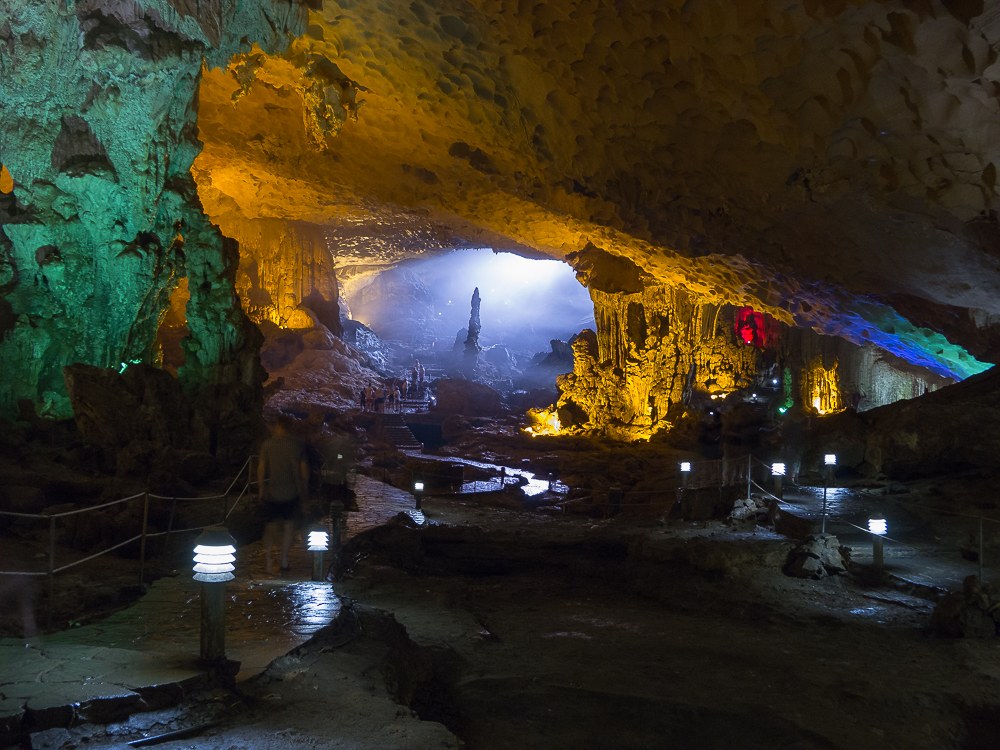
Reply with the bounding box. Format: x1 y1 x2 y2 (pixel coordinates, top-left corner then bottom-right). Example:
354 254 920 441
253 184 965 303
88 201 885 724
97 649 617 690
3 0 1000 420
193 0 1000 380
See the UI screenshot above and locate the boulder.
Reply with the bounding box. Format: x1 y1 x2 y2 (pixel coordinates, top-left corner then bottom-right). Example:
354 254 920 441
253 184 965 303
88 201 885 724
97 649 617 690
784 535 850 579
63 363 191 451
1 486 47 515
931 575 1000 638
435 378 506 417
678 485 739 521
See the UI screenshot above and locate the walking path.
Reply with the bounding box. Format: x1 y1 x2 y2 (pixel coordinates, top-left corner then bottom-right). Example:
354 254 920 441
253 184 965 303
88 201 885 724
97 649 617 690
1 475 425 744
772 485 995 592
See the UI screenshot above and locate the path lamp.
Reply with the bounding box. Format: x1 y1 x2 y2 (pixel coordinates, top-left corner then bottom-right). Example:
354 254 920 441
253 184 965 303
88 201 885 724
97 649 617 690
413 481 424 511
308 526 329 582
821 454 836 534
868 513 887 568
679 462 691 489
771 462 785 500
193 527 236 662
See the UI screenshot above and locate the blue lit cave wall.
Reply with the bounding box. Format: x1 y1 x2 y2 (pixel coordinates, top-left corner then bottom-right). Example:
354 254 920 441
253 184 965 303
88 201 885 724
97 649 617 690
0 0 308 419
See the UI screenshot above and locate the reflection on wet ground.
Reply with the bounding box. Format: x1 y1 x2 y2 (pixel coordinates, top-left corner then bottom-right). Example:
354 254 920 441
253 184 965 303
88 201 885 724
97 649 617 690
414 454 569 497
345 475 425 540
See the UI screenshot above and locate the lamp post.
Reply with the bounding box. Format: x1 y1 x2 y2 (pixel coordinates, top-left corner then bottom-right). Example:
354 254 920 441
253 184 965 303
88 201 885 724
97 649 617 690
413 481 424 510
822 454 836 534
679 462 691 489
868 514 887 567
308 527 329 582
193 526 236 662
771 462 785 500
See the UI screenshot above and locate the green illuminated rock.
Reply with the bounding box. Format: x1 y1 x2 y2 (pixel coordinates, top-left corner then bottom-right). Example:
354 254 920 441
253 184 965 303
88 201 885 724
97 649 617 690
0 1 308 420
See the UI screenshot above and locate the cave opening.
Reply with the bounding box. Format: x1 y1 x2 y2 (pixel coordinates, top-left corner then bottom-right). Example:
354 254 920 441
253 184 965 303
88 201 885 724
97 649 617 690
344 249 594 353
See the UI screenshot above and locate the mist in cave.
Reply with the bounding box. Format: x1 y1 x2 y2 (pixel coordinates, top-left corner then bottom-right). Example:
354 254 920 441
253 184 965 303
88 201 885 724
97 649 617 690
345 249 595 356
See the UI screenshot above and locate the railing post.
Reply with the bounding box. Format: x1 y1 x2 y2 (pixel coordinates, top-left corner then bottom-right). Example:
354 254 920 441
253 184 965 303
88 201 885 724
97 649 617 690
47 515 56 631
979 516 984 583
139 492 150 586
163 496 177 554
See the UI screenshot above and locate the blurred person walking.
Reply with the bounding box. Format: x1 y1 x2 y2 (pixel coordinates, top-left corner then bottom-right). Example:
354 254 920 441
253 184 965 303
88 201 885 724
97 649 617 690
257 417 309 575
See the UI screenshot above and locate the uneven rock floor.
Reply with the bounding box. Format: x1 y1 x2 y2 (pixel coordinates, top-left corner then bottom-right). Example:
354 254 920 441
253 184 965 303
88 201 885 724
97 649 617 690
23 493 999 750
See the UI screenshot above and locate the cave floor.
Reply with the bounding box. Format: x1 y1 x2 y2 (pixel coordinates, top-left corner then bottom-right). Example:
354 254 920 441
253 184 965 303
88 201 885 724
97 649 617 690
14 491 997 750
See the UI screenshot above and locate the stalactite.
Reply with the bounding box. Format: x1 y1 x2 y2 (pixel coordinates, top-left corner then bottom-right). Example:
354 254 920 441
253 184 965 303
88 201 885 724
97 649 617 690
557 285 759 439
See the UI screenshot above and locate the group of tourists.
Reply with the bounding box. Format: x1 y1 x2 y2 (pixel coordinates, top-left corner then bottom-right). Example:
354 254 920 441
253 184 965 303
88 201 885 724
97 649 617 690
359 382 404 413
356 359 429 413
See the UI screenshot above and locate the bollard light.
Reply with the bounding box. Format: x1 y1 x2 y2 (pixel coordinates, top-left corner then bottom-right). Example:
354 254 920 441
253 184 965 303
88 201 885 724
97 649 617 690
193 527 236 583
771 462 785 500
413 480 424 510
868 513 886 567
308 526 329 582
821 455 836 535
192 526 236 662
679 462 691 490
308 529 329 551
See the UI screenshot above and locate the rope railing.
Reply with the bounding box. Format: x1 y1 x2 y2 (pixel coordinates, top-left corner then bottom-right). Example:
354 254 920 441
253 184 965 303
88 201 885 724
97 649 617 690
0 492 147 520
0 456 257 631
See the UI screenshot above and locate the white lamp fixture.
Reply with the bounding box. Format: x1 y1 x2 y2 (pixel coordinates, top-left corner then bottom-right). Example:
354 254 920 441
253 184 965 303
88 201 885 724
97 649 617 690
414 481 425 491
824 454 837 466
309 526 330 581
868 516 887 536
771 462 786 476
192 526 237 661
193 527 237 583
680 462 692 473
308 529 330 551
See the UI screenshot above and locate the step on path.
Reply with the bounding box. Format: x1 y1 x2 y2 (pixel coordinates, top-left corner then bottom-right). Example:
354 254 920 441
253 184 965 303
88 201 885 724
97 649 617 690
374 413 422 452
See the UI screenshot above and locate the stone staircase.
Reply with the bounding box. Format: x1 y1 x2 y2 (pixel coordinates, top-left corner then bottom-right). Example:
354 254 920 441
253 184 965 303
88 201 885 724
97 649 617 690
375 413 423 452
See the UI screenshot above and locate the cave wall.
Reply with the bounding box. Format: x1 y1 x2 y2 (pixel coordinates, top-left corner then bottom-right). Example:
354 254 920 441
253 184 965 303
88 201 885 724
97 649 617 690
555 283 954 440
214 217 342 335
0 0 307 419
188 0 1000 379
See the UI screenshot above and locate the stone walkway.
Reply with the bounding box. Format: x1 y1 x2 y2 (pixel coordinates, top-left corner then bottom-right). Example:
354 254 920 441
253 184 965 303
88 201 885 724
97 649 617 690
772 486 996 592
0 474 423 744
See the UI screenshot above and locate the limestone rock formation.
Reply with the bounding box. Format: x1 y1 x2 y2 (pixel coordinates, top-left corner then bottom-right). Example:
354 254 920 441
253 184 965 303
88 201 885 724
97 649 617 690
463 288 483 361
63 361 264 471
805 362 1000 479
784 535 850 580
931 575 1000 638
7 0 1000 445
189 0 1000 384
0 0 308 421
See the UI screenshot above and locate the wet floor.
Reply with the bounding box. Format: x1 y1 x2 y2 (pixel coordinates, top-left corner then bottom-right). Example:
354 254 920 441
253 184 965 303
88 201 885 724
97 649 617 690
412 455 568 498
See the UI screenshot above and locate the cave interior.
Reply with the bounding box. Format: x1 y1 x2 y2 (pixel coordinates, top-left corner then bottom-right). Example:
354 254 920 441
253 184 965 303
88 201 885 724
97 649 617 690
2 1 1000 748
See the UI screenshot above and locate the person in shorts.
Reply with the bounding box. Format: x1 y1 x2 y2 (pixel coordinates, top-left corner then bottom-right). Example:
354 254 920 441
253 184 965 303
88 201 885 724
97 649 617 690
257 417 308 574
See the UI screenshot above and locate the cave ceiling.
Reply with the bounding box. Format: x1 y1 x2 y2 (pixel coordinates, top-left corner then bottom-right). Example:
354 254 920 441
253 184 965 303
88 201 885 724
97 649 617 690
192 0 1000 380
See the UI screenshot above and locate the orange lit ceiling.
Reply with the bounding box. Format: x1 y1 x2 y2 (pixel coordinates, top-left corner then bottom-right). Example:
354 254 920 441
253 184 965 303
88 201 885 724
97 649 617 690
193 0 1000 379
